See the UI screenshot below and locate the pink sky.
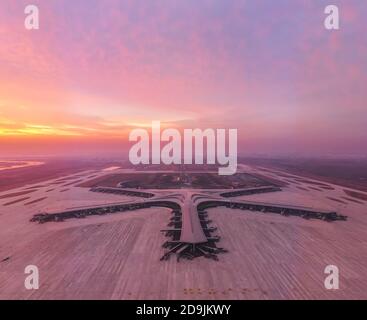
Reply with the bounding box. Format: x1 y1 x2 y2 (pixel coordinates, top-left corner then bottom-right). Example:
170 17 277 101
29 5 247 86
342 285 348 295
0 0 366 157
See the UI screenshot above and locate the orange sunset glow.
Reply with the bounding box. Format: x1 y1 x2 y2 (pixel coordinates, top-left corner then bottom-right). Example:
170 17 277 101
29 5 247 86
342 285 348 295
0 0 366 157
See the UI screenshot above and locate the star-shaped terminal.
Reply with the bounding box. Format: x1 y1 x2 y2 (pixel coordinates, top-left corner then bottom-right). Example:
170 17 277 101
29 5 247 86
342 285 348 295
31 185 347 261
